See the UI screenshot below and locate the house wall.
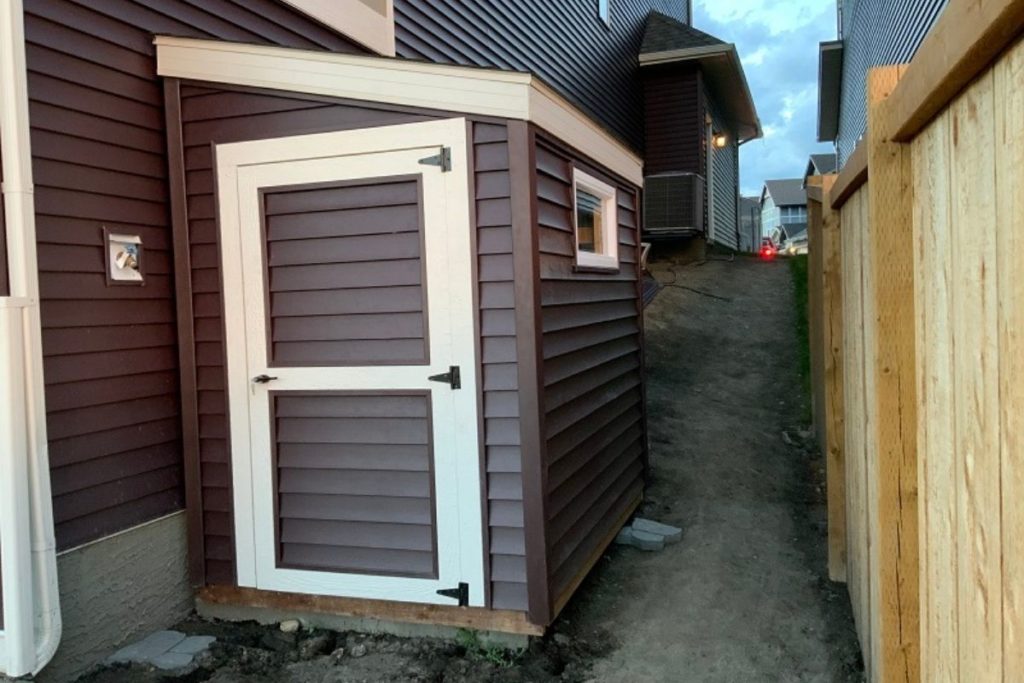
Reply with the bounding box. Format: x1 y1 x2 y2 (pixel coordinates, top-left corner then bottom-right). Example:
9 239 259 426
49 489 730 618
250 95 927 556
22 0 363 552
706 92 739 251
642 65 703 175
174 83 529 612
394 0 689 152
836 0 947 165
532 132 645 608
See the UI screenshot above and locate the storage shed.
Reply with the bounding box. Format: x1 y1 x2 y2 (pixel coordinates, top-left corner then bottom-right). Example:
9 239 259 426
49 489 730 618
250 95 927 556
158 38 647 633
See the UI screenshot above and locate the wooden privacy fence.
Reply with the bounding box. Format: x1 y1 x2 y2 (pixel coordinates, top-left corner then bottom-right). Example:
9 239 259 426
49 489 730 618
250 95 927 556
806 2 1024 681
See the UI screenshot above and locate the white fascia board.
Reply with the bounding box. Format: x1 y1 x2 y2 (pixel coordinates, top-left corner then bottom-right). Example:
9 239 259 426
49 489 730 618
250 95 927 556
280 0 395 56
155 37 644 187
638 43 732 66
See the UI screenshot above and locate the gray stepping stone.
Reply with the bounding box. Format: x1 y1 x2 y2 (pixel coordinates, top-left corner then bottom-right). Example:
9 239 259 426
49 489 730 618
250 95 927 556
107 630 187 664
614 526 664 551
150 652 195 671
170 635 217 656
632 518 683 544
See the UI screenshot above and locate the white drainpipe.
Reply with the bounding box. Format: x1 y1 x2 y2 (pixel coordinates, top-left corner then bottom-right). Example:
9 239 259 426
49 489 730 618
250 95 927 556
0 0 62 677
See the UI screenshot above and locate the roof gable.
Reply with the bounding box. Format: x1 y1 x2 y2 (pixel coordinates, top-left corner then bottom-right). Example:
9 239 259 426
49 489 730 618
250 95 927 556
641 12 725 55
763 179 807 207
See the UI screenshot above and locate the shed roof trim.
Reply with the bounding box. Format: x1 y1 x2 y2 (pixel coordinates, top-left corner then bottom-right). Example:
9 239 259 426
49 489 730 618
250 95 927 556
154 37 643 185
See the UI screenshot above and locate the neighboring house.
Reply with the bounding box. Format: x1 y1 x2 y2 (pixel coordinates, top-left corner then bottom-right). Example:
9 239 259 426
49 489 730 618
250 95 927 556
804 153 837 183
738 196 762 252
818 0 949 166
760 179 808 247
0 1 741 680
639 15 761 251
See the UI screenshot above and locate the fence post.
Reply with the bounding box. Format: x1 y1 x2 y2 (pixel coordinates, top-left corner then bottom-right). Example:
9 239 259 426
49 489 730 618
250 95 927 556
866 65 919 683
807 175 846 583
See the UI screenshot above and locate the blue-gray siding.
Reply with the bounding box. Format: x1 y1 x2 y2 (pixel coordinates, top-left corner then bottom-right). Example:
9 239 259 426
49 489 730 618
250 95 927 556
836 0 948 165
394 0 689 151
707 94 739 250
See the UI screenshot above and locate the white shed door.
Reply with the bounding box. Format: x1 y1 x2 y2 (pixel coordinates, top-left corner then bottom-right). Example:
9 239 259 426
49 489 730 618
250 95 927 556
216 119 484 607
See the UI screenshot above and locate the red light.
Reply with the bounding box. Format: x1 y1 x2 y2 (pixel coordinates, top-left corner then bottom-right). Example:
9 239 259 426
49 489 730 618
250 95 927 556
760 246 776 260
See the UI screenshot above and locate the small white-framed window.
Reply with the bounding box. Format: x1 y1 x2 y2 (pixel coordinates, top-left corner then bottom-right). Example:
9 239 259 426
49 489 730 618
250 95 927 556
598 0 611 26
573 168 618 270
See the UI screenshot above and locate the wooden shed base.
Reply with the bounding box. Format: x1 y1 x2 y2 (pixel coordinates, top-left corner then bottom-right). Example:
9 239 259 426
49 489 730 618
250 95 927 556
197 586 545 637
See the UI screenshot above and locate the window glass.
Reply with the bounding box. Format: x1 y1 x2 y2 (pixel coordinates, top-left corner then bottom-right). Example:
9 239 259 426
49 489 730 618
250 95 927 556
573 169 618 270
576 188 604 254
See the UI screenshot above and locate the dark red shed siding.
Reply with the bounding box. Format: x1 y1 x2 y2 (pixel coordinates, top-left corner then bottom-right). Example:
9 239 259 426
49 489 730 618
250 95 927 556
532 132 646 606
174 85 528 611
22 0 363 550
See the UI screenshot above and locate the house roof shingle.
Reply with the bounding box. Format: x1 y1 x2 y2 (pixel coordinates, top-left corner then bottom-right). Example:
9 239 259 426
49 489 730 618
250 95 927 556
640 12 726 55
809 153 837 175
763 179 807 207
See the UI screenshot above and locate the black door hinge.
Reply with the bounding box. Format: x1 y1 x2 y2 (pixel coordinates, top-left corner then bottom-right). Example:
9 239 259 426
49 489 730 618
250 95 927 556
428 365 461 390
418 146 452 172
437 582 469 607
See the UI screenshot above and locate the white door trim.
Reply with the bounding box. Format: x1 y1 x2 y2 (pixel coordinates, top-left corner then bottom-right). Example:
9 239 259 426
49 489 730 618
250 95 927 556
215 118 485 606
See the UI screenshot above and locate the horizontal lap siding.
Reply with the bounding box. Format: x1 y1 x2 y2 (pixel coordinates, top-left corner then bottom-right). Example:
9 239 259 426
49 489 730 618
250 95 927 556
643 66 702 176
534 136 644 602
264 179 428 366
275 393 437 578
394 0 689 152
707 94 739 251
23 0 359 550
474 123 528 612
180 85 432 584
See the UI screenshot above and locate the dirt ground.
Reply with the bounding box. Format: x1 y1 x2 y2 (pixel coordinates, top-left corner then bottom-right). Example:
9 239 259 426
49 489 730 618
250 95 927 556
80 255 862 683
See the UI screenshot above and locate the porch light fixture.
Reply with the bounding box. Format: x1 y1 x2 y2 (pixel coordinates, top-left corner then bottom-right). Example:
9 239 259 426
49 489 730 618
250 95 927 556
713 133 728 148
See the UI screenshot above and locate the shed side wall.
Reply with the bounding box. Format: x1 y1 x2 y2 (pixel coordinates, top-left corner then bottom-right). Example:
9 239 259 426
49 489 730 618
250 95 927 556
23 0 363 551
533 132 645 605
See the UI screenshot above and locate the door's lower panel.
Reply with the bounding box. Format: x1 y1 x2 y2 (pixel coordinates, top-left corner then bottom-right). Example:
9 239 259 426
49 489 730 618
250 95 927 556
272 391 438 579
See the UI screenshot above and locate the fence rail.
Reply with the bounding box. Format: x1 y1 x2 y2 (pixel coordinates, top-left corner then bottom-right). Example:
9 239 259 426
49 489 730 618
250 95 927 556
806 3 1024 680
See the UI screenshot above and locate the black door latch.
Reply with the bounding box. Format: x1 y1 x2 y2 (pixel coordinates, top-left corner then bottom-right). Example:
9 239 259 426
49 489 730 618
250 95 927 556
428 365 461 389
252 374 278 384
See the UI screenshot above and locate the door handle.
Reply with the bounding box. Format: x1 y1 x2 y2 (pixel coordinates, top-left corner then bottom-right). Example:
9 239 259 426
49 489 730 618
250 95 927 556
252 374 278 384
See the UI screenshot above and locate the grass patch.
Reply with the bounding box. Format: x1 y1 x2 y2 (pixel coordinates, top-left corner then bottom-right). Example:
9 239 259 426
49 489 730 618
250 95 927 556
789 255 812 423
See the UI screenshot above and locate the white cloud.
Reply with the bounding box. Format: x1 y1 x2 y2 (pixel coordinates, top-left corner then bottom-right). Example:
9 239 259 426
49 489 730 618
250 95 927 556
695 0 834 36
693 0 837 194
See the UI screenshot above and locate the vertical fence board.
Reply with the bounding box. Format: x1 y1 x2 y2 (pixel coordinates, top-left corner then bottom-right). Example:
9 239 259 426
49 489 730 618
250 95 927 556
819 178 846 583
949 70 1002 683
867 65 919 683
996 38 1024 682
912 108 958 683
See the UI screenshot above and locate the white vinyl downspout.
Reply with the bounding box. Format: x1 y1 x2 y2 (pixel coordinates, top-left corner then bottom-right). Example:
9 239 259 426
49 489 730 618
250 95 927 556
0 0 62 677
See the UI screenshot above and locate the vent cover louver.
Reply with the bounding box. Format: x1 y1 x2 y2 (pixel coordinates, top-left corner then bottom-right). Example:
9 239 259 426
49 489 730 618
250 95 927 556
643 172 705 237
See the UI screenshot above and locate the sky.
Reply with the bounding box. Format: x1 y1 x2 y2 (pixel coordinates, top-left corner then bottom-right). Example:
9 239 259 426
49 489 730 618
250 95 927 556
692 0 837 196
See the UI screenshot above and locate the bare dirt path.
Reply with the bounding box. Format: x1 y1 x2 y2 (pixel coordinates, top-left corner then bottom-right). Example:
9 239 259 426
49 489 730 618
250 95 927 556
78 256 862 683
562 256 863 682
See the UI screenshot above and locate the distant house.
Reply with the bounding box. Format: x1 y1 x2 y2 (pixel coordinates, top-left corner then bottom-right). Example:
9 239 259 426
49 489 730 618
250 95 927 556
738 196 762 252
804 153 837 183
760 179 807 247
817 0 948 168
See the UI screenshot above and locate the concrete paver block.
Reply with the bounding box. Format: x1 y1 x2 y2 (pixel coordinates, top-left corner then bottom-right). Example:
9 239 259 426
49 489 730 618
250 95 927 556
632 518 683 544
107 630 187 664
150 652 195 671
170 635 217 656
614 527 664 551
